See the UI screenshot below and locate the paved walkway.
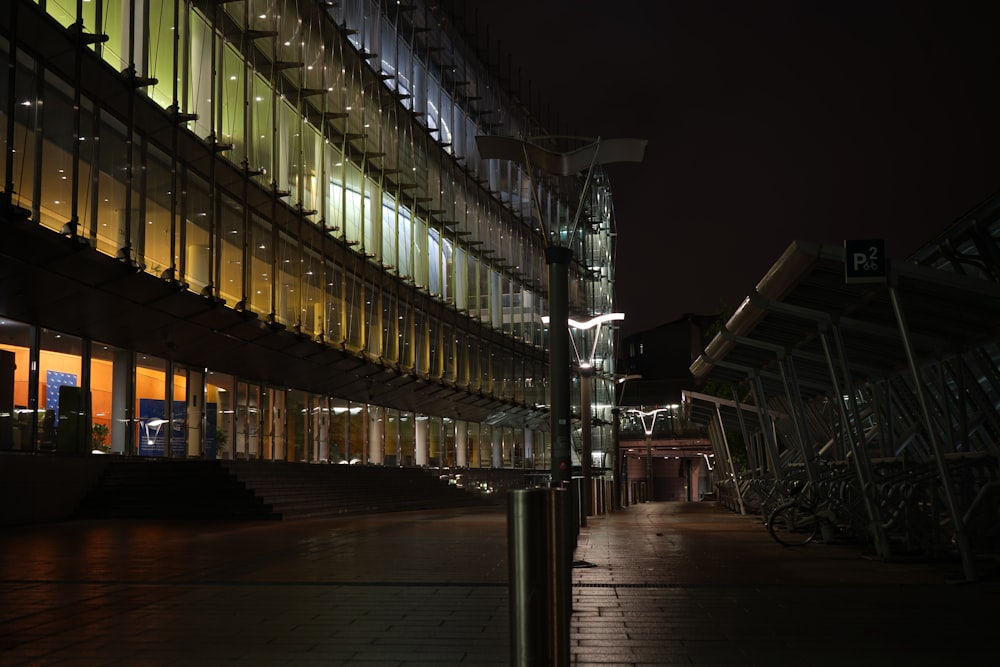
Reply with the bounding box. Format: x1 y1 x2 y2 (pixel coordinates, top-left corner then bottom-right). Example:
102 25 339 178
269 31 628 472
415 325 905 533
1 501 997 665
572 502 999 665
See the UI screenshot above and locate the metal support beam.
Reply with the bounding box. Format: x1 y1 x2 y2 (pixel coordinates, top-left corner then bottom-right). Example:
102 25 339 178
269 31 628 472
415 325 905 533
750 374 784 479
547 245 572 484
713 401 746 514
827 324 891 559
777 354 822 483
889 285 977 581
579 365 593 521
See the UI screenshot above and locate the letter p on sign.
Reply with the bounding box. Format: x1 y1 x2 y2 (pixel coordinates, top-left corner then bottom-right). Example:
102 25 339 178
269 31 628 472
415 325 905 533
844 239 886 284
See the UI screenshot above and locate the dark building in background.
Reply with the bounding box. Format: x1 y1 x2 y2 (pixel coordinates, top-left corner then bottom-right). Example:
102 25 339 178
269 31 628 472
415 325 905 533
615 313 717 503
619 313 718 407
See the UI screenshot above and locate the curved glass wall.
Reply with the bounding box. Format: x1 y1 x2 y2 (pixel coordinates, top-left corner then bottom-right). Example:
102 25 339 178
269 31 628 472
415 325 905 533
1 0 622 473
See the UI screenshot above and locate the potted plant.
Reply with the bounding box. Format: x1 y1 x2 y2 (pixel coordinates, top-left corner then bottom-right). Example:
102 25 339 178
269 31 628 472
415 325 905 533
215 427 228 459
91 423 110 453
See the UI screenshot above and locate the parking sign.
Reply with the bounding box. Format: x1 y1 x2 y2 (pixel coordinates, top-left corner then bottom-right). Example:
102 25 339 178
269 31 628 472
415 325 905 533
844 239 886 284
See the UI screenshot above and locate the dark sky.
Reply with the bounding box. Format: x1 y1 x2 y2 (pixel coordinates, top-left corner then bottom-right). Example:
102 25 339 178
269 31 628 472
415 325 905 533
460 1 1000 338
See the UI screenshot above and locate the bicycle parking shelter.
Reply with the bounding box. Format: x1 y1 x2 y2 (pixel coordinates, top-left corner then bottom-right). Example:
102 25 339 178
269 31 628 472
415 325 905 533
685 220 1000 583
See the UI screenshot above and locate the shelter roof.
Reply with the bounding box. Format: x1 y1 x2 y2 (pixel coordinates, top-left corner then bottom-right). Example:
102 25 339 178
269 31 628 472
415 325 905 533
689 240 1000 400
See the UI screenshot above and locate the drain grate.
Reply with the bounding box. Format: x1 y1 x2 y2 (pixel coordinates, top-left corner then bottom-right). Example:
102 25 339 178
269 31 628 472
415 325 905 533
574 582 688 589
573 581 765 589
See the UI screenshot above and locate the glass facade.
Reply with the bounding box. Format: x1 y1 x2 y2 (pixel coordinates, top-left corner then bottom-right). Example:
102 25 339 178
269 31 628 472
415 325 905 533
0 1 622 480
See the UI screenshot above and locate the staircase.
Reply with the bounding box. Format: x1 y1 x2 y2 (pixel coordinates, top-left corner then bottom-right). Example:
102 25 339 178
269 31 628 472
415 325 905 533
223 461 491 519
73 459 492 521
74 459 275 520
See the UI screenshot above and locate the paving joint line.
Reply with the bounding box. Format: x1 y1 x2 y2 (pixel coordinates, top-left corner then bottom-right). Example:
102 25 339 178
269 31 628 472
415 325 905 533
0 578 507 588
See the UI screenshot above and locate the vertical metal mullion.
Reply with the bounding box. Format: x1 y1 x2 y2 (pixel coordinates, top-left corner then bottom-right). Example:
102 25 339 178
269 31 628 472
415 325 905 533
240 14 261 310
124 351 137 456
136 139 148 264
239 31 253 311
81 338 93 452
2 1 16 201
164 357 174 457
204 4 222 298
168 0 187 283
70 6 85 237
295 208 305 332
168 108 180 280
119 0 141 260
29 63 44 222
27 325 40 451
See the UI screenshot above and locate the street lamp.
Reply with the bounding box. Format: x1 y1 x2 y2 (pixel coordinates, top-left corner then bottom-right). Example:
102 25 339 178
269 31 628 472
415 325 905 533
543 312 624 519
614 374 642 508
625 407 673 502
478 135 645 665
475 136 645 486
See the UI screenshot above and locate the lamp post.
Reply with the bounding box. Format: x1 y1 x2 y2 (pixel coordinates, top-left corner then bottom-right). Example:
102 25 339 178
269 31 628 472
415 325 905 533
626 407 672 502
644 417 653 502
475 135 644 485
614 374 642 508
478 135 645 666
578 363 593 519
544 312 625 520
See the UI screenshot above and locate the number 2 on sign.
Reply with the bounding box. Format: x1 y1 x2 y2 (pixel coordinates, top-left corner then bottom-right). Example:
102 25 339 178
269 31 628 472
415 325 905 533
853 245 878 271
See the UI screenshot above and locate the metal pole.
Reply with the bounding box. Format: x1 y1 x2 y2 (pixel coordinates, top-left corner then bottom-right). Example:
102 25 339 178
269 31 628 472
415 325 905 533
749 374 784 480
889 286 977 581
544 244 573 660
508 488 569 665
508 489 549 665
645 431 653 502
611 407 621 510
714 401 745 515
548 487 570 666
580 365 593 518
547 246 572 485
828 325 892 559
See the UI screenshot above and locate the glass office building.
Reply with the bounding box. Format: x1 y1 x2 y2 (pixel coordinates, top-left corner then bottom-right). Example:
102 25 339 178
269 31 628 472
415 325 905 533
0 1 621 474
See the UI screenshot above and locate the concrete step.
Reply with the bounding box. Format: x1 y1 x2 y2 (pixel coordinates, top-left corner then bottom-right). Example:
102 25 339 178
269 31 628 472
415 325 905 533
73 459 494 521
74 459 275 520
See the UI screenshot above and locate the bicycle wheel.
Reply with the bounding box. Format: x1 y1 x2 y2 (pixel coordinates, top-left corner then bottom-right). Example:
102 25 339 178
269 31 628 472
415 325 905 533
767 502 819 546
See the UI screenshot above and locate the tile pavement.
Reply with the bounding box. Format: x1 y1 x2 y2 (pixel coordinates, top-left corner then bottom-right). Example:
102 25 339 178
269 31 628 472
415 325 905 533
1 501 998 665
572 502 999 665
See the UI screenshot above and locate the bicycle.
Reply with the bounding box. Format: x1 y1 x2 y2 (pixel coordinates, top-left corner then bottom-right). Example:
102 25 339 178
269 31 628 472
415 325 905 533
742 471 810 519
766 490 823 546
766 476 871 547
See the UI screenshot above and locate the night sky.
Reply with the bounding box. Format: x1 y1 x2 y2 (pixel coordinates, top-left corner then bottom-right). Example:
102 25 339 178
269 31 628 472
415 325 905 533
460 1 1000 338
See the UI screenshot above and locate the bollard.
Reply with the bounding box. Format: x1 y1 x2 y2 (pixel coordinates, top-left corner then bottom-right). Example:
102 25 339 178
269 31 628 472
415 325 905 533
549 486 570 666
572 475 585 527
508 488 570 666
570 477 584 532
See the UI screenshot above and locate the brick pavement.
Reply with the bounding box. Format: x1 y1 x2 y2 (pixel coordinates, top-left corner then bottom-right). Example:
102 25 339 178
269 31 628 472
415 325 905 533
572 502 999 666
1 501 998 665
